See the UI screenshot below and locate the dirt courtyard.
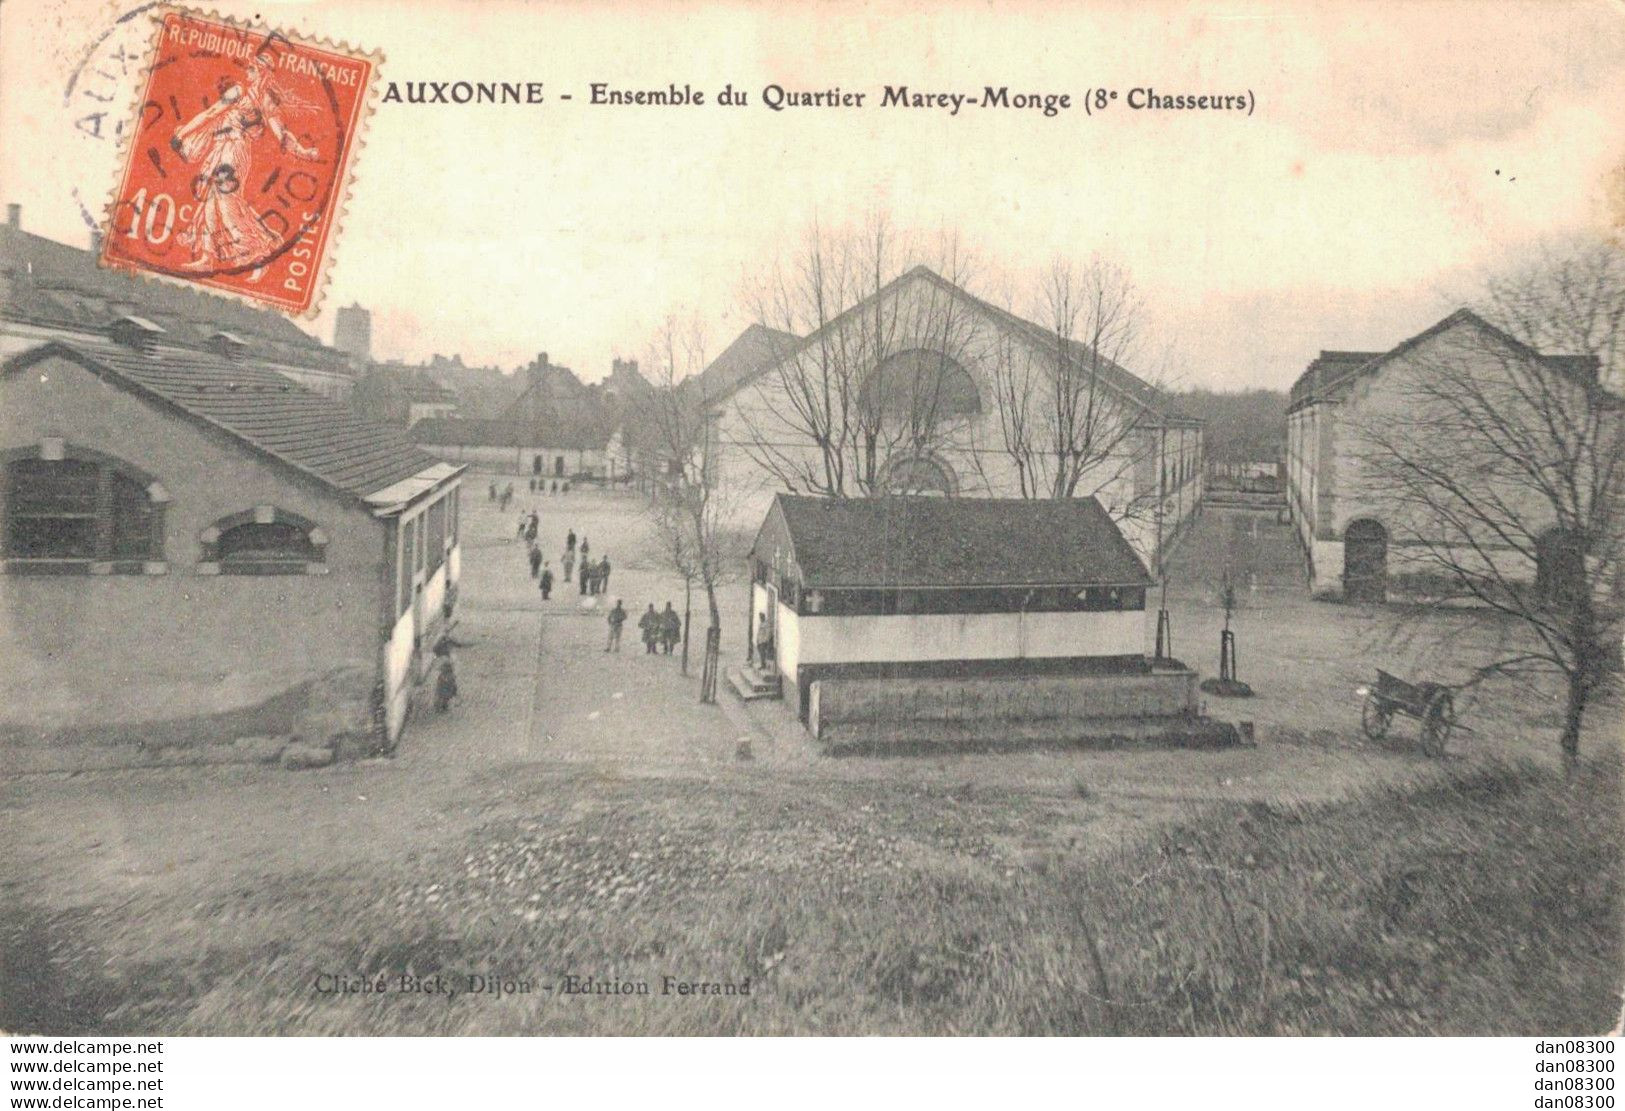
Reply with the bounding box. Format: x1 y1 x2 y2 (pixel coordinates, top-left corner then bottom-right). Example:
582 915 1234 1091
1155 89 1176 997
1 482 1612 936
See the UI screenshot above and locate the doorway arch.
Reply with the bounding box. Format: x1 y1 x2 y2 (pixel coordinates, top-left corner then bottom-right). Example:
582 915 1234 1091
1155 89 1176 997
877 453 957 497
1343 518 1388 603
1535 527 1585 611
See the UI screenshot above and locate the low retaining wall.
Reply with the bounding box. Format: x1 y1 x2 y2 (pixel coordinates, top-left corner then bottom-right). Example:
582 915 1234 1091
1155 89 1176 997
0 663 383 774
808 668 1228 754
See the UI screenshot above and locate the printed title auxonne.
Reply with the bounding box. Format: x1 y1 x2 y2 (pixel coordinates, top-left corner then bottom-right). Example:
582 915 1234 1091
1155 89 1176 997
380 82 1251 115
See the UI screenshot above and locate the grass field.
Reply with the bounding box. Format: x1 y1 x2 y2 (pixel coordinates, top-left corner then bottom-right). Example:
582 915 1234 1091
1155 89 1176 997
6 753 1617 1036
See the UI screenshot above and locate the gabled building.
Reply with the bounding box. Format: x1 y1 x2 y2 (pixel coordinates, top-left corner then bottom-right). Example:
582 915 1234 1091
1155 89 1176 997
411 415 607 479
705 268 1203 567
1286 309 1613 601
1 326 463 770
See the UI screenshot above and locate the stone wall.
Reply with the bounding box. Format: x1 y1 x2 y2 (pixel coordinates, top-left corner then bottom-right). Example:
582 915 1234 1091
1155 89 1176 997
807 667 1221 753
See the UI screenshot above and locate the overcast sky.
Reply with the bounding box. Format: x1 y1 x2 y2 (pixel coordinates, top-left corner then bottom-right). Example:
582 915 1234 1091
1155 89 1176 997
3 0 1622 390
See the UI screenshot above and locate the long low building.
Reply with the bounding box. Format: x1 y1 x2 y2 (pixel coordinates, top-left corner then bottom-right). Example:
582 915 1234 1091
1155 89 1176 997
411 416 614 480
744 494 1201 745
1 324 463 770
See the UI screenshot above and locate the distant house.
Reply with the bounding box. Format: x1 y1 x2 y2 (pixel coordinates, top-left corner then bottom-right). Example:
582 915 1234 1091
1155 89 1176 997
1 326 463 769
1286 309 1612 601
691 323 800 401
411 354 623 479
413 416 612 479
417 353 528 419
350 364 459 427
706 268 1203 568
601 356 653 403
0 207 358 400
744 495 1205 735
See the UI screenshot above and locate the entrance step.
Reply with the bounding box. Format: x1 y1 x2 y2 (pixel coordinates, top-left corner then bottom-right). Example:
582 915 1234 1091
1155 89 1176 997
726 665 783 702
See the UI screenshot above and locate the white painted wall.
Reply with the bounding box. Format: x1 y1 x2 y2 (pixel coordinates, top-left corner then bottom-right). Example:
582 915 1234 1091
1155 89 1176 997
382 607 415 742
418 443 609 476
777 606 1146 684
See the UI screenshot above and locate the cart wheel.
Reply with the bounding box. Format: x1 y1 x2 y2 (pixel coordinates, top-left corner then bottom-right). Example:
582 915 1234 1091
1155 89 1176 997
1421 690 1455 757
1361 694 1392 740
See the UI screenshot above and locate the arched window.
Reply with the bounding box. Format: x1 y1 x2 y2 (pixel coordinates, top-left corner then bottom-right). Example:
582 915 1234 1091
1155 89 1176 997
200 507 327 575
1 445 166 573
219 522 317 564
862 349 981 423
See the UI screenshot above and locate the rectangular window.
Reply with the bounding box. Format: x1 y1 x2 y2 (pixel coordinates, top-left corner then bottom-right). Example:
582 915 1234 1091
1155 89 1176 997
4 457 160 567
399 519 416 618
110 472 158 561
806 585 1147 616
425 499 446 575
6 459 100 558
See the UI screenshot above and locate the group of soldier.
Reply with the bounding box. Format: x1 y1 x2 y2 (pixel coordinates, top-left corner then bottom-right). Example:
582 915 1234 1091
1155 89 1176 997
603 600 682 654
515 515 613 601
501 493 681 659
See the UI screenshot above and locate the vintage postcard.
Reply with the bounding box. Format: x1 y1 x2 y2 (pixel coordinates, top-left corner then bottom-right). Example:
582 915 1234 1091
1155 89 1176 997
1 0 1622 1063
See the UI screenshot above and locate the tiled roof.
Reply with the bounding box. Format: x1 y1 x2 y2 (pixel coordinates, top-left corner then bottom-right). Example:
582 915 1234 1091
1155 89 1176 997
496 378 616 449
7 338 444 501
1286 310 1613 413
691 323 801 401
756 493 1152 589
0 225 351 375
1287 350 1384 409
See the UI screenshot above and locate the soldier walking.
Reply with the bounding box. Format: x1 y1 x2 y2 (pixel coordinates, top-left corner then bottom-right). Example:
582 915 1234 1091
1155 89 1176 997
639 604 660 654
660 602 680 655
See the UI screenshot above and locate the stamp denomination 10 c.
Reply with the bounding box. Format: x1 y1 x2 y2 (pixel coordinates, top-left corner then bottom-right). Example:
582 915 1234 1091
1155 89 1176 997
99 8 378 317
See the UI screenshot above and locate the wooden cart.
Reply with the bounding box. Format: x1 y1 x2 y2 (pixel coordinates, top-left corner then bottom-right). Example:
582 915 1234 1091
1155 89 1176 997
1359 669 1458 756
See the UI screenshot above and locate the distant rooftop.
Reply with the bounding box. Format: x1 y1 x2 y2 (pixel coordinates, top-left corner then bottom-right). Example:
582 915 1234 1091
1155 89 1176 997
0 218 352 376
8 337 443 502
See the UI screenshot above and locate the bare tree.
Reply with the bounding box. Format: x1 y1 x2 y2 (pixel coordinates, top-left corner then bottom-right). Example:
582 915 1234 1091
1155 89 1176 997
1484 238 1625 396
638 314 748 701
1350 243 1624 765
736 215 983 497
981 258 1160 507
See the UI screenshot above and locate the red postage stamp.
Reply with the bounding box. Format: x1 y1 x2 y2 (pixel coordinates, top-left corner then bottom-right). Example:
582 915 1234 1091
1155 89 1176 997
99 9 377 316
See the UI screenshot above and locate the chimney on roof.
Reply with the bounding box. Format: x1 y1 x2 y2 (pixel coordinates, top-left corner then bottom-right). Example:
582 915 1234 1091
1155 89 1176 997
208 330 248 363
6 204 18 229
108 315 165 356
